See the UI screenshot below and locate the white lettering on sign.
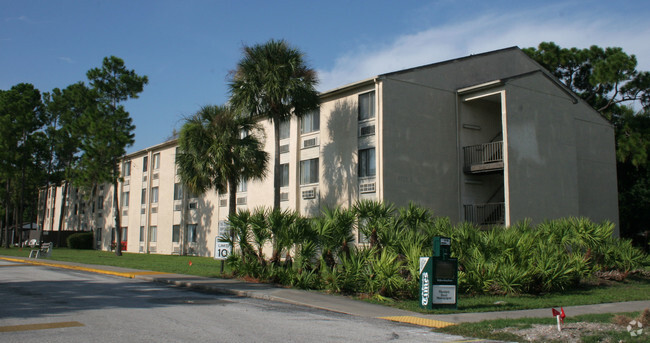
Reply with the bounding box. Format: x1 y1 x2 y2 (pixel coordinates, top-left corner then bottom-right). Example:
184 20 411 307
432 285 456 304
421 272 430 306
214 239 232 260
440 238 451 246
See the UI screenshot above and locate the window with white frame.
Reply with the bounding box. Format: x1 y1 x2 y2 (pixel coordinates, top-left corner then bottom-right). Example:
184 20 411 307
151 187 159 203
300 110 320 134
143 156 148 172
172 225 180 243
279 119 290 139
152 153 160 170
358 91 375 121
149 226 157 242
237 178 247 193
123 161 131 177
280 163 289 187
139 226 145 242
173 183 183 200
359 148 376 177
121 227 127 242
97 196 103 210
300 158 319 185
141 188 146 204
187 224 197 243
121 191 129 207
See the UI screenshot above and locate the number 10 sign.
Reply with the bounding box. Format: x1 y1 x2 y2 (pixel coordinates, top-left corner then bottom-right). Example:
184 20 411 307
214 238 232 260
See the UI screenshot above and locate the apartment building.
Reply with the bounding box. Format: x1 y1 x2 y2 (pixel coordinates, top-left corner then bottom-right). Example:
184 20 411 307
39 47 619 256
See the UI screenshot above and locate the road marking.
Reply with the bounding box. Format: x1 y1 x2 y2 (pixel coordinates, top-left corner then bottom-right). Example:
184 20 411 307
0 321 84 332
378 316 456 328
0 257 169 278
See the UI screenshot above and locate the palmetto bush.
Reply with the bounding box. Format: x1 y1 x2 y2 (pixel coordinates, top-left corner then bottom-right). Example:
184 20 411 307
225 202 648 299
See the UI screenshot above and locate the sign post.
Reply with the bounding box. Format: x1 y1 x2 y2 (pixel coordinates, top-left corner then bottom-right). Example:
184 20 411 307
214 238 232 274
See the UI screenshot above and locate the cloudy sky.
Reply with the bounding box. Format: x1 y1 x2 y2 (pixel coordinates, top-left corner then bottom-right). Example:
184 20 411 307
2 0 649 152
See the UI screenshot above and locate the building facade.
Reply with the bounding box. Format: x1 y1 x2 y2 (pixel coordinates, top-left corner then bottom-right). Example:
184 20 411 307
39 47 619 256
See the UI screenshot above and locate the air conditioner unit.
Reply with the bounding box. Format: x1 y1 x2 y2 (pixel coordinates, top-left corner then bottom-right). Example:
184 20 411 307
302 137 318 148
219 199 227 207
236 197 247 205
123 179 130 186
359 124 376 136
139 245 144 253
141 208 146 214
122 210 128 216
142 175 147 182
149 246 156 253
151 207 158 213
280 192 289 202
153 173 159 180
359 182 376 194
174 203 182 211
302 188 316 200
280 144 290 153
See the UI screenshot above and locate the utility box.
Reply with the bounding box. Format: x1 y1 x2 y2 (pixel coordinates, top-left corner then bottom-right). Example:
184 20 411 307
420 236 458 309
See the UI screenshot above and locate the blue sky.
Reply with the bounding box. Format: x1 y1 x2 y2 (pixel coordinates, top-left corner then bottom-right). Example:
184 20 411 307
2 0 649 153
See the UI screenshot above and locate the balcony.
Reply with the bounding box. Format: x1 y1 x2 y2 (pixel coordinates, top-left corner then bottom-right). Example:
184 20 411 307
463 141 504 173
463 202 505 226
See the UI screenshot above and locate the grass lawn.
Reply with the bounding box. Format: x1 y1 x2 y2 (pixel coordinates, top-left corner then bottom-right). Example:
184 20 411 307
364 274 650 314
0 247 230 278
436 311 648 342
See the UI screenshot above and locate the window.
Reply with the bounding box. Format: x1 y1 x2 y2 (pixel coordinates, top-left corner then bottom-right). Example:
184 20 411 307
187 224 197 243
143 156 148 172
153 153 160 170
121 191 129 207
359 91 375 121
97 196 103 210
173 183 183 200
172 225 180 243
139 226 145 242
121 227 127 242
218 221 229 239
149 226 157 242
151 187 159 203
123 161 131 177
280 163 289 187
279 119 290 139
359 148 376 177
141 188 146 204
237 179 247 193
300 158 319 185
300 110 320 134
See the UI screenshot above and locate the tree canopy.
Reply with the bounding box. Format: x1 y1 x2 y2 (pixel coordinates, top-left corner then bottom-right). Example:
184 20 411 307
229 39 319 210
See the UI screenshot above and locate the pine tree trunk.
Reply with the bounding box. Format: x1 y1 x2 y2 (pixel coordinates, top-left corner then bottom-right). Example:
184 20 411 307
114 175 122 256
57 181 68 247
3 179 10 248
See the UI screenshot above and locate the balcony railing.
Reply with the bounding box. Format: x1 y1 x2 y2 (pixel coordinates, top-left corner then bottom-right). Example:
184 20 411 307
463 141 504 173
464 202 505 226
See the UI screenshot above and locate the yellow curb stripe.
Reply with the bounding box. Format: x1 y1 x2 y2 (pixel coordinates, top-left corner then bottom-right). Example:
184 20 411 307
0 321 84 332
379 316 456 328
0 257 168 279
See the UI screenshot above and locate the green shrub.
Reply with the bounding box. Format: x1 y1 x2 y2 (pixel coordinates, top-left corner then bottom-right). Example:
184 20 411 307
66 232 94 250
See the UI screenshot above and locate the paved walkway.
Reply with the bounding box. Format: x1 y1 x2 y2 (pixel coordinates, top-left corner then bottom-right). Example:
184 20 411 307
2 256 649 329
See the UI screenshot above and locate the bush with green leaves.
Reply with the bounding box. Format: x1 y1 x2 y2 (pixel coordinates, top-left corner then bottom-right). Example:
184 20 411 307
223 202 648 300
66 232 94 250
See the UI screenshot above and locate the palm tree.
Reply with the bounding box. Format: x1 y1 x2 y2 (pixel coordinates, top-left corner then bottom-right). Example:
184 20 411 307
176 105 269 236
229 39 319 210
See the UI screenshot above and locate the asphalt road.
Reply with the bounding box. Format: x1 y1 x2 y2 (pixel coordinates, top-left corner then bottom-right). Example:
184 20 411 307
0 260 467 343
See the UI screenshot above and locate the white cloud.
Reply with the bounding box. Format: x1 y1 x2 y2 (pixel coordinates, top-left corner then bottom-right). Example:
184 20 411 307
317 7 650 92
57 56 74 64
